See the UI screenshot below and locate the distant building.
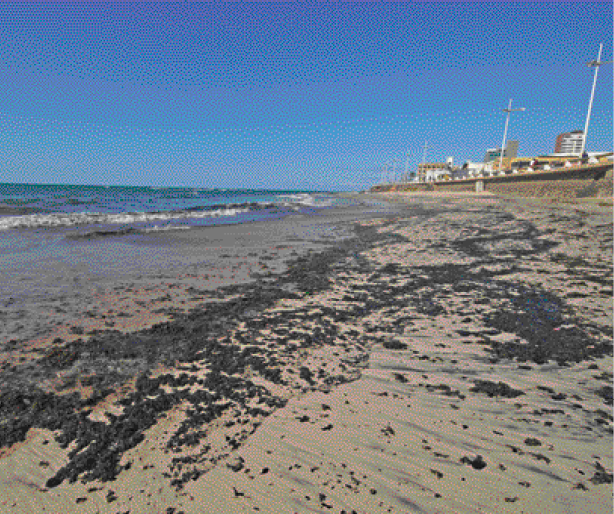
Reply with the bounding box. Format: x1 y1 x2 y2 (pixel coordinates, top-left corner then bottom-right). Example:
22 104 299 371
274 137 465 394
458 161 485 177
506 140 519 160
483 148 500 163
554 131 584 154
484 140 519 163
417 162 450 182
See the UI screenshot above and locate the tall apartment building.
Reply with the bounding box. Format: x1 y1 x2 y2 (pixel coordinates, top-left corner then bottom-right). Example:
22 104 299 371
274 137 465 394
554 131 584 154
506 140 519 160
483 140 519 162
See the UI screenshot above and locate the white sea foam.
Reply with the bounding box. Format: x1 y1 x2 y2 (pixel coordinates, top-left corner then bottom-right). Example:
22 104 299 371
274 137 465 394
0 207 249 230
143 225 191 233
278 193 313 204
276 193 332 207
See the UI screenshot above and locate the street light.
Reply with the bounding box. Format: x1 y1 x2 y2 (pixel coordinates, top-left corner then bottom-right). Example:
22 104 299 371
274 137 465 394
580 43 613 156
404 151 410 183
420 141 429 182
499 99 525 172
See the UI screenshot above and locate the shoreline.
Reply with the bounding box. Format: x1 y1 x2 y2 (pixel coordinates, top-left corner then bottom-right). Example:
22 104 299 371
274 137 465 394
1 193 612 513
0 199 395 345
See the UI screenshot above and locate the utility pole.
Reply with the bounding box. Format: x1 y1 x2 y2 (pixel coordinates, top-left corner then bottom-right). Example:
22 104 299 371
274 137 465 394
499 99 525 172
391 159 397 184
580 43 613 156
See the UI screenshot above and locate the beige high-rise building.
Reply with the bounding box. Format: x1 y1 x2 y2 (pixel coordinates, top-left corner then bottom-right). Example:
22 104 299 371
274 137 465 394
554 131 583 154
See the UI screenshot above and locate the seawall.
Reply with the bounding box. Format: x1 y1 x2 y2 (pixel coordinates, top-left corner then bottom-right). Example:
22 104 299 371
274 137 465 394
370 162 613 199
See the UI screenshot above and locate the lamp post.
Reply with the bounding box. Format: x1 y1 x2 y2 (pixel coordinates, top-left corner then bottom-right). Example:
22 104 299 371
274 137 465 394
499 99 525 172
580 43 613 156
420 141 429 182
404 151 410 183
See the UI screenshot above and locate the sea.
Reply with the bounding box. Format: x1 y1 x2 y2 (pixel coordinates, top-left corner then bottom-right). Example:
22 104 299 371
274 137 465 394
0 183 346 233
0 183 369 305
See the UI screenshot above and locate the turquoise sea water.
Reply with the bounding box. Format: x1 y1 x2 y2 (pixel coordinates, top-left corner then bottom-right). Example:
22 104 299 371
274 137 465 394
0 183 364 302
0 183 341 232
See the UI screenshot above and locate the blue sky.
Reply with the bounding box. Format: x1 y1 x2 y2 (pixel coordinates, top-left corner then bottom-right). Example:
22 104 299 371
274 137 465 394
0 1 611 191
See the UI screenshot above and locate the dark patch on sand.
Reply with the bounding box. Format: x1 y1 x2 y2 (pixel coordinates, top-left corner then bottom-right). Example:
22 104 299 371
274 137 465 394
1 197 611 499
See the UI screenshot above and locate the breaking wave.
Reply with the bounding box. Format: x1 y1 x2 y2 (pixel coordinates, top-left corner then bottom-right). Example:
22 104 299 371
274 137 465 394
276 193 331 207
0 206 252 231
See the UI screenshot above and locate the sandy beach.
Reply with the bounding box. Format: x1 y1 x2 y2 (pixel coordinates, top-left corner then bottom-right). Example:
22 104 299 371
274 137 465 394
0 193 612 514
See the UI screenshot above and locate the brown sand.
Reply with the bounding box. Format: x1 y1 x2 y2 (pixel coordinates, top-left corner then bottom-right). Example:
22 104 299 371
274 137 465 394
1 193 611 513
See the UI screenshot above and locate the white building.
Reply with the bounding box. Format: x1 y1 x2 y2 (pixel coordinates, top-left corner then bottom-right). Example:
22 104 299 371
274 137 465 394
460 161 486 177
425 168 450 182
554 131 584 154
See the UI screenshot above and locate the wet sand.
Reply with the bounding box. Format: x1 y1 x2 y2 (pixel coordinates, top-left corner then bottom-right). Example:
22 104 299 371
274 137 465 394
0 193 612 513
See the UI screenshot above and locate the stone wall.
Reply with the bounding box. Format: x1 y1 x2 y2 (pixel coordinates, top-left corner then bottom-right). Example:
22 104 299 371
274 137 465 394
433 181 475 193
478 166 613 198
595 169 613 197
484 179 596 199
371 163 613 199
